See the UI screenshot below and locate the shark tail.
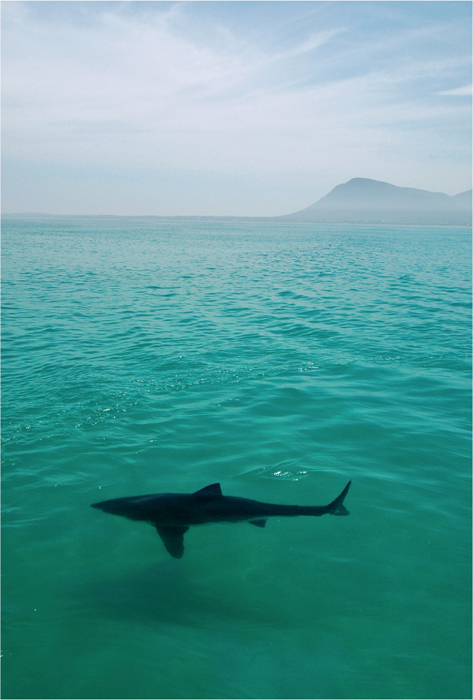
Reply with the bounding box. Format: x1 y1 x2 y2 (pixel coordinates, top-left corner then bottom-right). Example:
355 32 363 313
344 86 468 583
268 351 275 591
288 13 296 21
327 480 351 515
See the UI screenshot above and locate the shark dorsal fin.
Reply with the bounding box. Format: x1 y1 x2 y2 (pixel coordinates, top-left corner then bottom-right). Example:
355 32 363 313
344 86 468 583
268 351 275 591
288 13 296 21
194 483 222 496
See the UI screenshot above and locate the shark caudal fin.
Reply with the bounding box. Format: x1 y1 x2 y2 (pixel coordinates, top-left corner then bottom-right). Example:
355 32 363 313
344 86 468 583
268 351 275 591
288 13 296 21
328 480 351 515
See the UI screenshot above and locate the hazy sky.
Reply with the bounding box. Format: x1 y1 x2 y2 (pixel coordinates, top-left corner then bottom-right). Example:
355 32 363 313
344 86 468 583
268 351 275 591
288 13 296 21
2 1 472 216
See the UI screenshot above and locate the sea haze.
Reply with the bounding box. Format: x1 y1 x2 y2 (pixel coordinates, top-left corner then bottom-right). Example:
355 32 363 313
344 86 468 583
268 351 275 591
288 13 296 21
5 177 472 225
2 218 471 700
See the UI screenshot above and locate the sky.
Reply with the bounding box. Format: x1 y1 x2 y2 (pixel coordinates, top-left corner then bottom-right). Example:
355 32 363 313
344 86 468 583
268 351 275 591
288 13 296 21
2 1 472 216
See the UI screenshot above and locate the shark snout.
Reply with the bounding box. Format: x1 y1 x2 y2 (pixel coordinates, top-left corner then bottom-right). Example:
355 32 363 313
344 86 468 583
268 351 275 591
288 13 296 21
90 496 140 518
91 500 117 513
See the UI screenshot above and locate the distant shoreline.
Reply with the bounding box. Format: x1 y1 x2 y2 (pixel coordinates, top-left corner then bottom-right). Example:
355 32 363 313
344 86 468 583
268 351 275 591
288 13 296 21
4 178 471 226
2 213 471 227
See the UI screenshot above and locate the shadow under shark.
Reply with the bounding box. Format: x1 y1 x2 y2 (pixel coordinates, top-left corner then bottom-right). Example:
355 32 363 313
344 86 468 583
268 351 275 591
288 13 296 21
91 481 351 558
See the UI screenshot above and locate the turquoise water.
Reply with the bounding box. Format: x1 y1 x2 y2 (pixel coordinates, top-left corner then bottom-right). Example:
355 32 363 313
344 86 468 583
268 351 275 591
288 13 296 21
2 218 471 699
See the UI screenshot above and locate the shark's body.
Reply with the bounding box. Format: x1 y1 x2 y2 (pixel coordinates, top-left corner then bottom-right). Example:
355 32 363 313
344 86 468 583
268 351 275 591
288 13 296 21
91 481 351 558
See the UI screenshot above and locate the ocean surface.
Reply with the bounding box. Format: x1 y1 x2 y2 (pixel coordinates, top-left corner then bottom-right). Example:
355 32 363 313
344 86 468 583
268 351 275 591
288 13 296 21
2 218 471 700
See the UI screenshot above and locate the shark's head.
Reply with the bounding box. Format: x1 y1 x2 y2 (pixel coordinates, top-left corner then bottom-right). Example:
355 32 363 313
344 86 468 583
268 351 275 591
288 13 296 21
91 496 135 516
91 494 164 522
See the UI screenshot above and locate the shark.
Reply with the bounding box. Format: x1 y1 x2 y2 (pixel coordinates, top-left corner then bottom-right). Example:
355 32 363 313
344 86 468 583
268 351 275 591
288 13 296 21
91 480 351 558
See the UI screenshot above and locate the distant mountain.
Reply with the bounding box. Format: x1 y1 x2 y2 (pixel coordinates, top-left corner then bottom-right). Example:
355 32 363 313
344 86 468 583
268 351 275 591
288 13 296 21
279 178 472 225
451 189 473 209
3 177 471 224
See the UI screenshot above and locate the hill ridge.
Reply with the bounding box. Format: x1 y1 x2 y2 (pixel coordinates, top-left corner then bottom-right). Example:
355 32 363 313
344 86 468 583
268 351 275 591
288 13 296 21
279 178 472 225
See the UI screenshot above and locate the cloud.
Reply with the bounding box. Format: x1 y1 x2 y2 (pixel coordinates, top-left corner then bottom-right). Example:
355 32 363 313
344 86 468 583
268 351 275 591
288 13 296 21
2 1 471 215
437 85 472 96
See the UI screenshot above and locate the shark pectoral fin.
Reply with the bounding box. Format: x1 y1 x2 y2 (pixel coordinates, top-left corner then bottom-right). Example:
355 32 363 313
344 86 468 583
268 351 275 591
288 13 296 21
155 526 189 559
249 519 267 528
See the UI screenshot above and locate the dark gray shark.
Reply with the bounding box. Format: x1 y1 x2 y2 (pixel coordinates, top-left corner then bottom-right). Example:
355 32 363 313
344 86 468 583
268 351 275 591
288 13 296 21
91 481 351 558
